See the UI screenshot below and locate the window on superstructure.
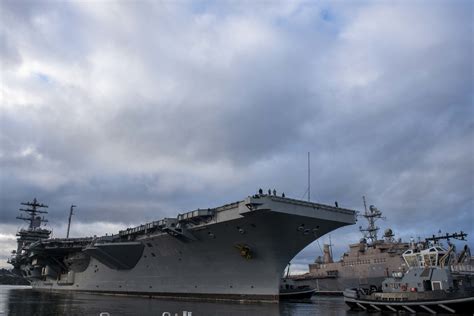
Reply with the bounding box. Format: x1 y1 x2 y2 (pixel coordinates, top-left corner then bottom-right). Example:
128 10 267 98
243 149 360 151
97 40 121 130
404 255 418 267
429 254 437 266
423 254 431 266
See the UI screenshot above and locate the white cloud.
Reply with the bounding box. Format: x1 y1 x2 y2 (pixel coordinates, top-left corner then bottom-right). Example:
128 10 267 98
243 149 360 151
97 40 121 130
0 229 17 268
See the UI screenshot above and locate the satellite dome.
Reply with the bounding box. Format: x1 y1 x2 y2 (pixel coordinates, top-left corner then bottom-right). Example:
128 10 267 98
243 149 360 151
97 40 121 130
384 228 394 237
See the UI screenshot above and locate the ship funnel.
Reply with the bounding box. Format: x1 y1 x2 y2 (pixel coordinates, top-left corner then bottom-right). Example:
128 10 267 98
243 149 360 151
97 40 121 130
323 244 333 263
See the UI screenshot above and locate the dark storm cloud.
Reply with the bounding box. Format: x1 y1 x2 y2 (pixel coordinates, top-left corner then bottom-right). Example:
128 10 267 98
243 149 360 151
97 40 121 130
0 0 472 268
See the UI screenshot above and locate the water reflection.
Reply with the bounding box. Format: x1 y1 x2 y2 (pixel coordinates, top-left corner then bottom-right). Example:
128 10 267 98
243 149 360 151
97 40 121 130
1 285 367 316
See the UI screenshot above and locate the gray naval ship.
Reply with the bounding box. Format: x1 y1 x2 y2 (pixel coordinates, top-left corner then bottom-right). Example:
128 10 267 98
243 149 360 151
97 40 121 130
8 193 356 302
292 200 473 294
344 232 474 314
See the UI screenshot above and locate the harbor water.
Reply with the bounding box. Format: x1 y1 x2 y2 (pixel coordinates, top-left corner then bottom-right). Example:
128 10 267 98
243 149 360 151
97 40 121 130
0 285 369 316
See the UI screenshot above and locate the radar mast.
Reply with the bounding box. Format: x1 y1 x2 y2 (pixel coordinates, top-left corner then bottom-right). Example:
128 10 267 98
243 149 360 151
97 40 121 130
359 196 384 245
17 197 49 229
10 198 52 267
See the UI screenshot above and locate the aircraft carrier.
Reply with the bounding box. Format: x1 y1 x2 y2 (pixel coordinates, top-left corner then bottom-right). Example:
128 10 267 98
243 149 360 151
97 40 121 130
8 192 356 302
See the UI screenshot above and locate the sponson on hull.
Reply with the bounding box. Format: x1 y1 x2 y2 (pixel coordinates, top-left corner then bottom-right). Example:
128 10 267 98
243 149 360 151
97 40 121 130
9 192 356 302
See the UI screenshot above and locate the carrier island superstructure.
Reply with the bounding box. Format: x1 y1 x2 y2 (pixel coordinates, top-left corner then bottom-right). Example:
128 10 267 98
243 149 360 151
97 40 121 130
9 193 356 302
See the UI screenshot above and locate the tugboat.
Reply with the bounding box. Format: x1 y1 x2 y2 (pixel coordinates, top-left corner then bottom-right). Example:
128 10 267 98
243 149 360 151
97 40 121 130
344 232 474 314
280 264 315 300
280 278 316 300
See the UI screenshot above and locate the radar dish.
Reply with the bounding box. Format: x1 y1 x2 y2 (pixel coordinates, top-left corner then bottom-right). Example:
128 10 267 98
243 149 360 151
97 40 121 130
384 228 394 238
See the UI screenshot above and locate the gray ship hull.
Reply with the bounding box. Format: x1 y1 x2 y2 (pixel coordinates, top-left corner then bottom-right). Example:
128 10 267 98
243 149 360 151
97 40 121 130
13 195 356 302
294 276 387 295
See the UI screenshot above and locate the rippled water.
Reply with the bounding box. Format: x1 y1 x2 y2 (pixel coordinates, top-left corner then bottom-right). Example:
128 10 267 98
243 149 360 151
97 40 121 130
0 285 369 316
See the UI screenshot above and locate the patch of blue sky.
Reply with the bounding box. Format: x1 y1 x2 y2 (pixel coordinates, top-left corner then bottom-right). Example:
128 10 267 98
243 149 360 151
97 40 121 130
34 72 50 83
273 5 341 38
189 0 224 16
320 8 333 22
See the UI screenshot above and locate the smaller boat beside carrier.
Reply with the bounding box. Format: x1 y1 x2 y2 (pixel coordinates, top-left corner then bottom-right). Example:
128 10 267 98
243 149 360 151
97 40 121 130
280 264 316 300
344 232 474 314
280 278 315 300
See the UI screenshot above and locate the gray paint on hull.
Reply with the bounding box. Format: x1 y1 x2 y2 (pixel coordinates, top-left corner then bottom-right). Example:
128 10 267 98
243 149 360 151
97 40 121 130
295 276 387 293
28 196 356 301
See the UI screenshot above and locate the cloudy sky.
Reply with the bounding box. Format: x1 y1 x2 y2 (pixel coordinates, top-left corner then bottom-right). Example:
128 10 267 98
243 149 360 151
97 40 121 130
0 0 472 273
